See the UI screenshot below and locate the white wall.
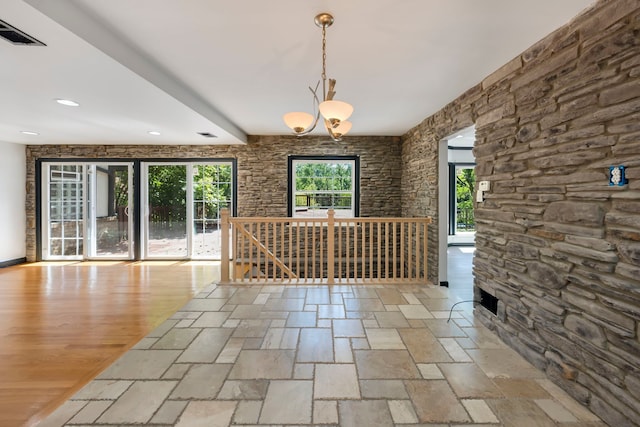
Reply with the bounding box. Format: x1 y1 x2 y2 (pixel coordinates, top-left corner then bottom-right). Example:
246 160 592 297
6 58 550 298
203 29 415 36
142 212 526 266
0 141 26 263
448 148 475 164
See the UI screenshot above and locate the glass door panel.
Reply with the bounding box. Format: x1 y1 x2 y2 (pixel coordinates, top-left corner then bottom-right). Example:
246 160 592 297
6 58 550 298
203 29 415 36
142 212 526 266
45 164 84 259
87 163 133 259
145 164 188 258
192 164 232 258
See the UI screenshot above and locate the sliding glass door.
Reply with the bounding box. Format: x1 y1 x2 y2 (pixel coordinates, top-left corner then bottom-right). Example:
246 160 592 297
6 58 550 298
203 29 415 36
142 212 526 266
192 164 232 259
142 162 233 259
42 162 133 260
41 159 234 261
143 164 188 258
86 163 134 259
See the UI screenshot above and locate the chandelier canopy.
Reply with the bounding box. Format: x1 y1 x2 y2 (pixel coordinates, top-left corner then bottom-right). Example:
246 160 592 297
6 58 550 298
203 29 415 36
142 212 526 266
283 13 353 141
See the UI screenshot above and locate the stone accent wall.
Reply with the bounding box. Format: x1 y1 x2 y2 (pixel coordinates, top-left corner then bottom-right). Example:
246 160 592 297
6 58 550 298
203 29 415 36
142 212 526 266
401 1 640 425
25 135 402 261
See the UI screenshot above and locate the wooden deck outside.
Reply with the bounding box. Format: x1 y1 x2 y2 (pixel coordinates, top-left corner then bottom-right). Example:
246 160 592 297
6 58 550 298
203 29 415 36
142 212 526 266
0 261 217 427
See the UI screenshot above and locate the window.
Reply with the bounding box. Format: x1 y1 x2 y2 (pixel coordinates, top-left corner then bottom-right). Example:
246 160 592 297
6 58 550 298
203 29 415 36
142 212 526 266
288 156 359 218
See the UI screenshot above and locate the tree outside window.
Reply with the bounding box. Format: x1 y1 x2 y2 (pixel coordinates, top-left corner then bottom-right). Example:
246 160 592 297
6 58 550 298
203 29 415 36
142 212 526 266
456 168 475 231
290 157 359 218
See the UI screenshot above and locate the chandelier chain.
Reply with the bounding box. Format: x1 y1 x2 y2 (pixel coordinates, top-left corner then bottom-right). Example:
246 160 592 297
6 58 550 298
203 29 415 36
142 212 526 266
321 24 327 82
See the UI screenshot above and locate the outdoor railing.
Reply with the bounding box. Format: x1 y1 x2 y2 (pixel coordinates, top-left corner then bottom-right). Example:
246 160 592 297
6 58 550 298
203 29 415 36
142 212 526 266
219 209 432 284
456 205 475 231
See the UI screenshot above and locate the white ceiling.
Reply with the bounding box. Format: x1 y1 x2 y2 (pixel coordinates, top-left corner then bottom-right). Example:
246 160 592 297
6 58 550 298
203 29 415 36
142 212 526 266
1 0 594 146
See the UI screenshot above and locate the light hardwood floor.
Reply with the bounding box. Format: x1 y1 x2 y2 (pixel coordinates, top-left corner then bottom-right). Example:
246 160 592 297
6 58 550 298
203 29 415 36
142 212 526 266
0 261 218 427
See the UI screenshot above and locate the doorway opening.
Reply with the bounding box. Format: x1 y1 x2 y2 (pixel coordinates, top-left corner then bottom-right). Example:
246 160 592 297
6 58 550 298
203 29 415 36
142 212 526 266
438 126 476 297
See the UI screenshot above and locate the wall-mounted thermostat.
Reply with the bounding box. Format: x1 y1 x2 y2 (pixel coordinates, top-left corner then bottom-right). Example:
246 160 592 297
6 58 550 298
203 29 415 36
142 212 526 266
477 180 490 202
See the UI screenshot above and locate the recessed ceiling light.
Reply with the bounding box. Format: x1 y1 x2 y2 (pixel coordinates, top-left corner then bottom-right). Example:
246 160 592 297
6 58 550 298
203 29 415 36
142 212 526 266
455 135 464 138
55 98 79 107
148 131 161 136
20 130 39 135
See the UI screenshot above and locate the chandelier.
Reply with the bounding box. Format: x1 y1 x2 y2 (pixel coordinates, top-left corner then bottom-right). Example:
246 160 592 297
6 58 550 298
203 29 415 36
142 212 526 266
283 13 353 141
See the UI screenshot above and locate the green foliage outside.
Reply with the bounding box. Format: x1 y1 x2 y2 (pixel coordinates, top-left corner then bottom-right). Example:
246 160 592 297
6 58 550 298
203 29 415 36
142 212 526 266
147 164 232 226
113 167 129 209
193 165 232 219
456 168 475 231
295 162 352 209
148 165 187 224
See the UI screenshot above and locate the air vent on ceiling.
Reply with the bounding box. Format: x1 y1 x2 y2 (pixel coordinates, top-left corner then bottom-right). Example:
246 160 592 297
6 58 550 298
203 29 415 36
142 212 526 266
198 132 217 138
0 19 46 46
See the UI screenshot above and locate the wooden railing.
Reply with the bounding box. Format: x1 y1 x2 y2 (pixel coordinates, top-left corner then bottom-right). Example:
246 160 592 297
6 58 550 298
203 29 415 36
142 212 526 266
220 209 432 285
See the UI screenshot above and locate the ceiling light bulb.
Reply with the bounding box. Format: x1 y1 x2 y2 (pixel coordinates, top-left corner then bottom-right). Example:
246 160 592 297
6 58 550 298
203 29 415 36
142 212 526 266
148 131 161 136
319 100 353 127
333 120 352 137
21 130 39 135
283 112 314 134
55 98 80 107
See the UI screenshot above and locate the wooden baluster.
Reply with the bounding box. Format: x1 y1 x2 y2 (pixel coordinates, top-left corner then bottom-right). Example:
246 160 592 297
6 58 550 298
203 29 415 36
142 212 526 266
319 217 324 282
361 221 366 281
408 222 413 281
327 209 334 284
400 221 405 280
220 208 229 283
278 221 281 279
337 219 342 281
303 222 308 281
312 220 316 279
416 221 420 280
354 222 359 284
369 222 374 281
377 222 382 281
424 221 429 281
392 221 396 279
296 222 302 279
345 222 350 281
288 220 293 281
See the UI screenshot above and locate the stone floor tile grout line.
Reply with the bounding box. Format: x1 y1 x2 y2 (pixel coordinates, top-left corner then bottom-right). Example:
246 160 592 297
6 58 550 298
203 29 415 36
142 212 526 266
38 275 608 426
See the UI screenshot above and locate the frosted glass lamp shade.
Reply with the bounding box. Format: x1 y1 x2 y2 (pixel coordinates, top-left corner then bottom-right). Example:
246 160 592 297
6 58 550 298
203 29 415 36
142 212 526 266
283 112 314 133
319 100 353 127
333 120 352 137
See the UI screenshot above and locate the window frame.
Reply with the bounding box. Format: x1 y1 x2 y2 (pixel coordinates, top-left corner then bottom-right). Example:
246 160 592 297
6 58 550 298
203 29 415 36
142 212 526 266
287 155 360 218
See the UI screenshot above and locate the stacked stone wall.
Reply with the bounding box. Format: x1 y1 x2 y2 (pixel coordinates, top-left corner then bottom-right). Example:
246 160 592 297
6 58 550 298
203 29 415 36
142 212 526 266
26 135 402 261
402 1 640 424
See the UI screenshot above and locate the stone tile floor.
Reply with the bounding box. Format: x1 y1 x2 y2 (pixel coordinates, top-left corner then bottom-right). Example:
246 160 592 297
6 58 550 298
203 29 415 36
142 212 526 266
38 283 606 427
